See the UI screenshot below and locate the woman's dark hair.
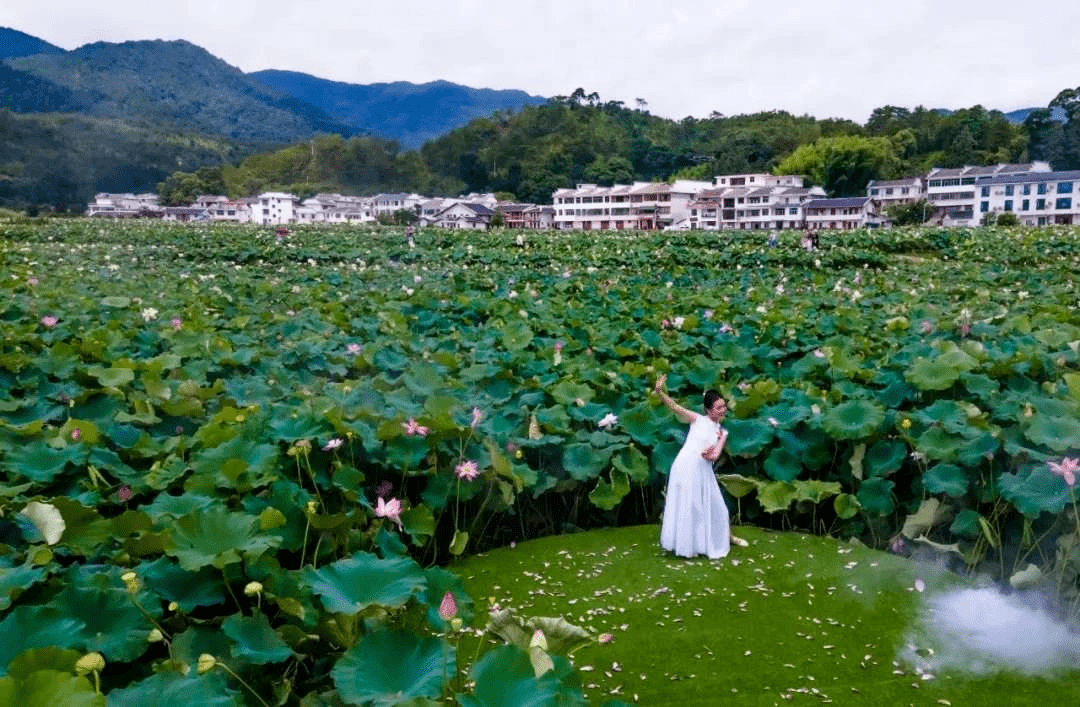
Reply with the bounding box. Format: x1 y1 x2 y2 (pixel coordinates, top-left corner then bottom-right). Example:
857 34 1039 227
703 389 724 412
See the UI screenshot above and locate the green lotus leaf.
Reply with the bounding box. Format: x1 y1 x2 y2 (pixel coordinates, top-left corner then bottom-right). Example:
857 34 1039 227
757 402 811 429
456 645 571 707
611 445 650 482
500 320 534 352
0 670 103 707
104 672 240 707
711 340 752 370
913 400 972 432
856 478 895 516
999 464 1074 518
141 493 217 521
402 504 436 545
331 628 452 707
138 557 226 611
0 606 84 676
905 349 977 391
776 428 831 470
821 400 884 440
1024 413 1080 452
166 510 280 571
222 613 293 664
5 439 82 483
266 407 330 443
384 435 430 470
402 361 446 397
683 355 724 389
17 501 65 546
717 474 761 499
86 365 135 388
863 440 905 478
763 447 802 482
650 440 683 476
303 553 426 615
923 463 970 497
793 480 842 503
618 402 666 447
915 427 963 462
833 493 860 519
949 509 983 539
53 582 155 663
189 437 279 490
4 648 81 679
549 381 593 406
100 296 131 308
589 468 630 510
561 443 611 481
533 405 571 434
758 481 798 513
724 418 774 456
956 432 999 467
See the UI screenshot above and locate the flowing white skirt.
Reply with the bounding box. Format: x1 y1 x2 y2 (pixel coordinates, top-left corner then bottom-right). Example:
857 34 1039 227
660 447 731 559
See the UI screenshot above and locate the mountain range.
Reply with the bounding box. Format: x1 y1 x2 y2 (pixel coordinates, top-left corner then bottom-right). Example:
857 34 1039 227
0 26 546 148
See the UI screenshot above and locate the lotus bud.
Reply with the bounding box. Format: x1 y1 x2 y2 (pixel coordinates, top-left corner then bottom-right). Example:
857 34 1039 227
147 628 164 642
168 601 179 612
244 581 264 597
450 617 463 631
196 653 217 674
900 418 912 430
120 571 139 592
75 652 105 675
305 500 317 515
438 590 458 621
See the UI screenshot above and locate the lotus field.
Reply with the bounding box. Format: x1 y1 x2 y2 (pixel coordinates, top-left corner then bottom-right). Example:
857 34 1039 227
1 220 1080 705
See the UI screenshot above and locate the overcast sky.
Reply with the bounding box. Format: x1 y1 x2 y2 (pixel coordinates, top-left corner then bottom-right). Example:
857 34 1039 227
4 1 1079 123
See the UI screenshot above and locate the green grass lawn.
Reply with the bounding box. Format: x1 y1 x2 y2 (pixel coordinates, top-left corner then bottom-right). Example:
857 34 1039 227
453 525 1080 706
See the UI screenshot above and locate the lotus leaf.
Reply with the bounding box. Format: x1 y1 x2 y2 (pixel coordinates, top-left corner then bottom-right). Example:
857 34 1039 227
221 613 293 664
1024 413 1080 452
402 504 436 545
0 561 46 611
561 443 611 481
717 474 760 498
758 481 798 513
821 400 884 440
915 427 964 462
610 445 650 482
955 432 1000 467
331 627 451 706
923 463 970 497
456 645 578 707
53 582 155 662
949 509 982 539
166 509 280 570
18 501 65 545
0 606 84 676
776 428 831 470
724 418 774 456
856 478 895 516
86 365 135 388
138 557 226 611
905 349 977 390
0 670 103 707
302 553 425 614
422 566 474 632
763 447 802 482
649 440 683 476
793 480 842 503
104 673 240 707
900 497 953 539
50 498 112 555
833 493 860 519
999 464 1074 518
618 402 666 446
4 648 81 679
5 440 82 483
589 468 630 510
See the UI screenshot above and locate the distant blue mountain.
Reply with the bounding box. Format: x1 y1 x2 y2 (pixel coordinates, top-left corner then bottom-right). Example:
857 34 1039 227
1004 106 1066 123
0 26 64 60
249 70 547 148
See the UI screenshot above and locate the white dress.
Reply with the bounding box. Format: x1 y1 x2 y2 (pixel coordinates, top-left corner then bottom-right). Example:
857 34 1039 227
660 415 731 559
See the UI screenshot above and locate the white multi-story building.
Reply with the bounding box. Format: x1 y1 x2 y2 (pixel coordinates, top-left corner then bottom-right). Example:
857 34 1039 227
866 177 923 212
687 174 826 230
972 169 1080 226
804 197 881 230
249 192 299 225
86 193 160 217
551 179 711 231
924 162 1050 226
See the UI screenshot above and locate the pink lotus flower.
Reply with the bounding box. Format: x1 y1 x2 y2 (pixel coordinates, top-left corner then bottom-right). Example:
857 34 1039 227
346 343 362 355
438 590 458 621
41 315 58 327
375 496 402 526
455 460 480 481
27 277 38 286
471 407 483 430
920 319 933 334
553 341 564 352
71 428 81 442
402 418 429 437
117 486 132 502
598 633 615 644
1048 457 1080 487
322 438 343 451
171 318 183 330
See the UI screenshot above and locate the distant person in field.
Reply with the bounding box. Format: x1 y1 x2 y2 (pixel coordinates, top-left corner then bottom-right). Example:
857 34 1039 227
653 374 747 558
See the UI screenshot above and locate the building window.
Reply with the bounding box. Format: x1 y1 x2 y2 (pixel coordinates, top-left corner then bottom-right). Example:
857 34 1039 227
1022 199 1029 211
1038 183 1048 194
980 201 989 213
1037 198 1046 210
1005 185 1014 196
1056 197 1072 209
1058 182 1074 193
1004 200 1013 211
1023 184 1031 195
981 186 990 197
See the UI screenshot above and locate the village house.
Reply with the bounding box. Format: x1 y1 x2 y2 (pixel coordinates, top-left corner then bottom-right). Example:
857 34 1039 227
686 174 826 230
161 206 208 223
430 202 494 229
551 179 711 231
86 193 160 218
922 162 1050 226
249 192 300 225
866 177 923 213
803 197 881 231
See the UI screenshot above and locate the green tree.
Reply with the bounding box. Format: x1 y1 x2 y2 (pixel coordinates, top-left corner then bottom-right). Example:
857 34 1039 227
775 135 901 196
885 199 933 226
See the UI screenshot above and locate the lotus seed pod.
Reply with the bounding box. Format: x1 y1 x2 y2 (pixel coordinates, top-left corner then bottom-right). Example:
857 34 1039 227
196 654 217 674
244 581 264 596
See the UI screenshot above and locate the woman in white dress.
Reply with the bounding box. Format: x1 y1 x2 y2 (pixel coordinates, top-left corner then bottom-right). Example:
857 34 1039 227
654 374 746 558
